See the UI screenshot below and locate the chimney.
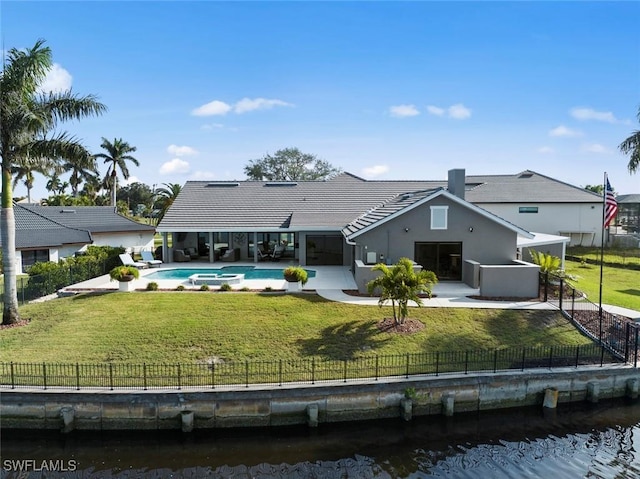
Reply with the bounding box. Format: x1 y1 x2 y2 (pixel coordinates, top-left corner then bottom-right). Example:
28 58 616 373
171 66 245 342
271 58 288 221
447 169 465 200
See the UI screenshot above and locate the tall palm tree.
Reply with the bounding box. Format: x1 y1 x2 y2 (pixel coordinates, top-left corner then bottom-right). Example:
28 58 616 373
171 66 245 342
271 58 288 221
94 137 139 206
619 106 640 174
11 162 50 203
0 39 106 325
154 182 182 224
62 154 98 197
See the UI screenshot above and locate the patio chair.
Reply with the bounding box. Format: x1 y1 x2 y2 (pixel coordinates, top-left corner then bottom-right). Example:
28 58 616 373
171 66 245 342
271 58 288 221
141 251 163 268
119 253 148 269
270 245 284 261
173 249 191 262
221 248 240 262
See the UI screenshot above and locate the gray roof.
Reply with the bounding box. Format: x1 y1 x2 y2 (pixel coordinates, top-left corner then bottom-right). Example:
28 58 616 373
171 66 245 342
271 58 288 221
19 205 156 234
158 169 602 232
616 194 640 204
1 205 92 249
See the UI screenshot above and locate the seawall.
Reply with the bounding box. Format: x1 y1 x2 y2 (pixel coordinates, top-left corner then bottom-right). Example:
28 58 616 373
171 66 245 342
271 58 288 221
1 365 638 431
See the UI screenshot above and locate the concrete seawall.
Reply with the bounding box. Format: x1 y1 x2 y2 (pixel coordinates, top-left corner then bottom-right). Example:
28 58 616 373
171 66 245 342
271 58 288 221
1 366 638 431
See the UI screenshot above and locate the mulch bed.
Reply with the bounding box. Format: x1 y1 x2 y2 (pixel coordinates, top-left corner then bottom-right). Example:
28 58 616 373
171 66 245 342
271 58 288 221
376 317 425 334
343 290 436 298
0 319 30 330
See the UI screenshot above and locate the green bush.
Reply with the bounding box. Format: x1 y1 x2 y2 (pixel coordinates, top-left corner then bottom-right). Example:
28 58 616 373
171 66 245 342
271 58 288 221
109 265 140 282
219 283 232 291
146 282 159 291
283 266 308 285
176 285 185 291
199 284 210 291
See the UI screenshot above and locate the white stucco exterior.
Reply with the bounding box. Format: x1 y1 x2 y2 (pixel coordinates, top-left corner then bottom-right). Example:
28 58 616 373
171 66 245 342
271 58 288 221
477 202 603 246
85 232 155 254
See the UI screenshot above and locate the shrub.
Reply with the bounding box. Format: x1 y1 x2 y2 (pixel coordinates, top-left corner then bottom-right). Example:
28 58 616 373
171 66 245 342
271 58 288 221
283 266 308 285
176 285 185 291
109 265 140 282
264 286 274 292
199 284 210 291
240 286 250 292
146 282 159 291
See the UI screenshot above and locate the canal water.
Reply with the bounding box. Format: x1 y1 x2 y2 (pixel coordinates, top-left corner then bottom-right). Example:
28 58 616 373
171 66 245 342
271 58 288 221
2 399 639 478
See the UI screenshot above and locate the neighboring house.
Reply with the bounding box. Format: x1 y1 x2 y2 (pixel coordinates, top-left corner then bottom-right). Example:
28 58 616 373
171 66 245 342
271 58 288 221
1 204 92 273
1 205 156 274
616 194 640 234
157 169 580 297
463 171 604 247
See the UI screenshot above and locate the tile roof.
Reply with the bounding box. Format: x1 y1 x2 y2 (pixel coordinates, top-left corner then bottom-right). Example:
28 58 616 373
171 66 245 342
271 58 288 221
616 194 640 204
2 205 92 249
19 206 156 234
157 169 602 232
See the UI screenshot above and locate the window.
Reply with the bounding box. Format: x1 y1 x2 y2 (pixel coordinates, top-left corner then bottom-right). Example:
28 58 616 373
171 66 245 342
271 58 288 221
430 206 448 230
21 249 49 272
519 206 538 214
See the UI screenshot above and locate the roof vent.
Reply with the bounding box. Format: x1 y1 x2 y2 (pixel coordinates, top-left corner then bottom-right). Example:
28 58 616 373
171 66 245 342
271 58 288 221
60 209 76 213
206 182 239 187
518 172 534 179
265 182 298 187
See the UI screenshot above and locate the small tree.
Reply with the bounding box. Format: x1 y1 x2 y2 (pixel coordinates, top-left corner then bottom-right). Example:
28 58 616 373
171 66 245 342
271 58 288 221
528 249 561 274
367 257 438 325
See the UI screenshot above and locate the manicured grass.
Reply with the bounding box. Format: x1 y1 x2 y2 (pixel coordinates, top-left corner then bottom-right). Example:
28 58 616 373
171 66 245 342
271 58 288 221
1 293 591 364
567 246 640 267
565 260 640 311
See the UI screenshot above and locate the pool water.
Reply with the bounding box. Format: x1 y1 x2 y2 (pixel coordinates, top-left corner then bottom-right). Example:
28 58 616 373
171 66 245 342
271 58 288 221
146 266 316 281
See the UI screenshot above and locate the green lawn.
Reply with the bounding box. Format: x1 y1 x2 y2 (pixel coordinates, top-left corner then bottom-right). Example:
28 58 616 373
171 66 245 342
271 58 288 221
565 260 640 311
566 246 640 267
0 293 590 364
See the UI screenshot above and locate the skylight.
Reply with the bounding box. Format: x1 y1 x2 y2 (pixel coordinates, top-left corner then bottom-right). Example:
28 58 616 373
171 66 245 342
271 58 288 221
265 182 298 187
206 182 239 187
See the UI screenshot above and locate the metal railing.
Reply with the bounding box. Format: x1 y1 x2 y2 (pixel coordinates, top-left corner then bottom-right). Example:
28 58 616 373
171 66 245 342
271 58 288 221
540 272 640 365
0 343 618 391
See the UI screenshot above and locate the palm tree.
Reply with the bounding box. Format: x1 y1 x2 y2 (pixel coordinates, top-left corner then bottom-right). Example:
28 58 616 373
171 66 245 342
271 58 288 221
0 39 106 325
62 154 98 197
94 137 139 206
154 182 182 224
12 162 50 203
619 106 640 174
367 257 438 325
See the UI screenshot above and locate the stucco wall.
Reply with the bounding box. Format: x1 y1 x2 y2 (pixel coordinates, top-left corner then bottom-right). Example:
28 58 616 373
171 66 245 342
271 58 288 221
479 261 539 298
90 232 154 254
353 196 518 268
478 203 602 246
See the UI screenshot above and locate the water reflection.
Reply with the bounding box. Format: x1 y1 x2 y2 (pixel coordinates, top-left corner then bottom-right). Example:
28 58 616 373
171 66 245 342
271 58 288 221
1 399 639 478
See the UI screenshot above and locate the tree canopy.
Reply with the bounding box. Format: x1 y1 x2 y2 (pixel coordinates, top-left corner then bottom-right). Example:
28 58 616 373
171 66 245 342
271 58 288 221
244 147 341 181
619 106 639 174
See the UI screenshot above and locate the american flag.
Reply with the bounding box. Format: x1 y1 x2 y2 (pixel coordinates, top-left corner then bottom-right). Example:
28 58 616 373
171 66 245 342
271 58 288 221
603 177 618 228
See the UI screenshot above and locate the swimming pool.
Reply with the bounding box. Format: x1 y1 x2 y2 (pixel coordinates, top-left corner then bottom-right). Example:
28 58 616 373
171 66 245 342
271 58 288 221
145 266 316 281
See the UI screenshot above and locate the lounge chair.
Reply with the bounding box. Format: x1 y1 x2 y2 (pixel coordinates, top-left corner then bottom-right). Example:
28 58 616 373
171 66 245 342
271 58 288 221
270 245 284 261
119 253 148 269
173 249 191 262
221 248 240 262
141 251 163 268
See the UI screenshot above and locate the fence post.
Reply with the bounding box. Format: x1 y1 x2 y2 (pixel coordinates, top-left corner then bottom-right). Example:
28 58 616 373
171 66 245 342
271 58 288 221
600 344 605 367
521 348 526 371
548 347 553 369
635 327 639 368
279 359 282 387
435 352 439 376
10 362 15 389
311 358 315 384
177 364 182 390
211 363 215 389
375 355 379 381
625 323 631 363
76 363 80 390
109 363 114 390
143 363 147 390
343 360 347 383
543 272 548 302
575 345 580 368
43 362 47 390
464 351 469 374
405 353 410 379
245 360 249 388
571 289 575 319
558 280 563 310
493 349 498 373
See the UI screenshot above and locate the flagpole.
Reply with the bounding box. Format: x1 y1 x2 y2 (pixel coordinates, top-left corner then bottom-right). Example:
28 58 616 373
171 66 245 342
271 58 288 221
598 172 606 343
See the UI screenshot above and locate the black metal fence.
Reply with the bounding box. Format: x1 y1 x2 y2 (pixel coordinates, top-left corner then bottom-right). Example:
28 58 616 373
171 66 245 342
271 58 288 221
0 343 618 390
541 272 640 365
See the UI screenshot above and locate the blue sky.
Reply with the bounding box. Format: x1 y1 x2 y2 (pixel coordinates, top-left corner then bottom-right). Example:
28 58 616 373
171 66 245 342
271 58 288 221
3 1 639 200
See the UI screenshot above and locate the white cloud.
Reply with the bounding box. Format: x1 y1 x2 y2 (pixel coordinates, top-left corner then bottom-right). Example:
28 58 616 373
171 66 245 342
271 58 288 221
159 158 190 175
233 97 293 114
549 125 583 137
192 97 292 116
426 105 445 116
362 165 389 177
167 144 198 156
570 107 618 123
582 143 608 154
448 103 472 120
200 123 225 130
191 100 232 116
121 176 140 186
389 104 420 118
37 63 72 94
538 146 554 154
425 103 471 119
